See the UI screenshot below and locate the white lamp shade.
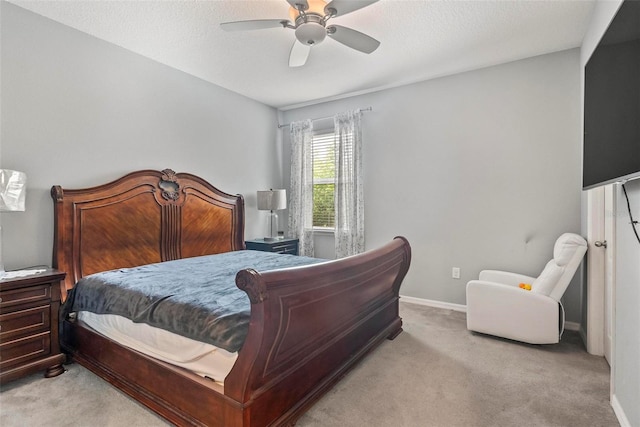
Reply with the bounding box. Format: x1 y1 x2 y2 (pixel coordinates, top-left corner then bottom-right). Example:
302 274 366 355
0 169 27 212
257 189 287 211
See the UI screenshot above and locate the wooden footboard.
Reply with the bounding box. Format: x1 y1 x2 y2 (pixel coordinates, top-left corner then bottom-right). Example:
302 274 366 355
61 237 411 426
226 236 411 426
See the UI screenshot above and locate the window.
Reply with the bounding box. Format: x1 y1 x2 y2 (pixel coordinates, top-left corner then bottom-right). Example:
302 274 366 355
312 132 336 229
289 110 363 257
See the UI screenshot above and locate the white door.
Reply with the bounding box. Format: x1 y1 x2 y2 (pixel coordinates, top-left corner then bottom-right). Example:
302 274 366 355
585 184 615 364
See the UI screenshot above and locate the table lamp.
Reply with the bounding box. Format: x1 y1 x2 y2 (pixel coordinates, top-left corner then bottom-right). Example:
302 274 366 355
0 169 27 277
257 189 286 241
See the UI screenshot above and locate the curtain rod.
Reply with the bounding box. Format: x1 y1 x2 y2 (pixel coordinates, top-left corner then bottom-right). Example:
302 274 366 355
277 106 372 129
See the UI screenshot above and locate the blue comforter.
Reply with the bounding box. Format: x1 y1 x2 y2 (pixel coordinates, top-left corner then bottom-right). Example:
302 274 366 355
62 250 324 353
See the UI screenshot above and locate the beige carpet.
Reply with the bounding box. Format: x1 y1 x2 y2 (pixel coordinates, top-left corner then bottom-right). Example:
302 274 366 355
0 302 618 427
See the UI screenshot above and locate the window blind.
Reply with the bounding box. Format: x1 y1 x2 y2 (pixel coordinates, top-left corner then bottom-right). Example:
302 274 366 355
312 132 336 228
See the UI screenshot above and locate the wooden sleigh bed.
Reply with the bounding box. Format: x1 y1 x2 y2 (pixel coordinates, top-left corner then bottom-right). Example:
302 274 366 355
52 168 411 426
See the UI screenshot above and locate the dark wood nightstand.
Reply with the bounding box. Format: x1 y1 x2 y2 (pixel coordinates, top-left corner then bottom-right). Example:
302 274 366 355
0 268 66 384
245 238 299 255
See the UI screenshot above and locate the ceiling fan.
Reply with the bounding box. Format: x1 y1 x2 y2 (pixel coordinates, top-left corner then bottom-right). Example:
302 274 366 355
220 0 380 67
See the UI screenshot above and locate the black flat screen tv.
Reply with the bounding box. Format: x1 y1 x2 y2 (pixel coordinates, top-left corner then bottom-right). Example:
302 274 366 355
583 0 640 190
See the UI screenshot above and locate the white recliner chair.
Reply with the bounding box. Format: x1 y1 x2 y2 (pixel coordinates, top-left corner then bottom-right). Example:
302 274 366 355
466 233 587 344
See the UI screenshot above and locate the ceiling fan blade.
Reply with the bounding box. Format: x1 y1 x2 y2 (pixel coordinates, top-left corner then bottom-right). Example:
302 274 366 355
289 41 311 67
327 25 380 54
324 0 378 17
220 19 289 32
286 0 309 11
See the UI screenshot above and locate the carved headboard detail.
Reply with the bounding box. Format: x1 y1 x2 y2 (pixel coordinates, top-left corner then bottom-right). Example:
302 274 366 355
51 169 245 298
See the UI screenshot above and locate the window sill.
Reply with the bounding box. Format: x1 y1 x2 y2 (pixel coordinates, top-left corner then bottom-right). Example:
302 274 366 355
312 227 335 235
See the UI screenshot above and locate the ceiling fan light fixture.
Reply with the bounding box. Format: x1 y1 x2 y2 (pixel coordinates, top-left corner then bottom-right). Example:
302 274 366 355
295 22 327 45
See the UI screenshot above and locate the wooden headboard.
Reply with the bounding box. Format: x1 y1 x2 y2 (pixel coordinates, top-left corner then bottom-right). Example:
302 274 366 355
51 169 245 298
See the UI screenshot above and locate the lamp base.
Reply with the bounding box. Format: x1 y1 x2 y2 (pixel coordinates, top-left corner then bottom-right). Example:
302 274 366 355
264 211 281 241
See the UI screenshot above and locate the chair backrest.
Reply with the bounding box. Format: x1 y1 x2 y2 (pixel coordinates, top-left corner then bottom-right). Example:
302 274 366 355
531 233 588 301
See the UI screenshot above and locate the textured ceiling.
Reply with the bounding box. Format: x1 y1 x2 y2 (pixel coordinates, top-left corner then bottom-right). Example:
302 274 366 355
9 0 596 109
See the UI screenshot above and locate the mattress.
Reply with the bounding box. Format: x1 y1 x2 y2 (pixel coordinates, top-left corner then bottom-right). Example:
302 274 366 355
78 311 237 384
65 250 325 353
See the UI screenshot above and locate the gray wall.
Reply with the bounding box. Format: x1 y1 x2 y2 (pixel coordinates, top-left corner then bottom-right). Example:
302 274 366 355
281 49 584 321
0 3 279 270
581 1 640 425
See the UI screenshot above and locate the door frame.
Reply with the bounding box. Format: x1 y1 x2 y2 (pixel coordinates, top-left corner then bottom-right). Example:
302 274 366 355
603 185 615 367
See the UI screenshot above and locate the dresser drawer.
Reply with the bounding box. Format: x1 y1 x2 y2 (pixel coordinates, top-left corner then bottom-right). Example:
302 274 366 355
0 331 51 370
0 305 51 341
0 284 51 310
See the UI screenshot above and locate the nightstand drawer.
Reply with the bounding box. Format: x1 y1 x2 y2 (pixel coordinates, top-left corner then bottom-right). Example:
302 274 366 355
270 242 298 254
0 331 51 370
246 238 299 255
0 305 51 341
0 284 51 310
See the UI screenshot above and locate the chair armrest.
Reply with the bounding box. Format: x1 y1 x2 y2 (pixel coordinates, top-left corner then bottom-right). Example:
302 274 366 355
478 270 536 287
466 280 561 344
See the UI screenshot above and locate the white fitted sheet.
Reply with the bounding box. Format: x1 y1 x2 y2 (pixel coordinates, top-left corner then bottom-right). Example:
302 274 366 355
78 311 238 384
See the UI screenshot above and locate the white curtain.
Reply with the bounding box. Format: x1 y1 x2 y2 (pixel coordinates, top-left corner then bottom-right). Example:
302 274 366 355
288 119 315 256
334 110 364 258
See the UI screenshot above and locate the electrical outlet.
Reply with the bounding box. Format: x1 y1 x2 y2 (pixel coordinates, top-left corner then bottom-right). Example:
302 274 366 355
452 267 460 279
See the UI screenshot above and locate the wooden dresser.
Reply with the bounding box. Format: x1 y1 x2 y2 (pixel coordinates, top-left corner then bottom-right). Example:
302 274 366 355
0 268 66 384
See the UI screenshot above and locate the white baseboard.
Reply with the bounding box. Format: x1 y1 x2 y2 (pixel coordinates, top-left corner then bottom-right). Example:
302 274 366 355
400 295 583 333
564 321 580 331
399 295 466 312
611 394 632 427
